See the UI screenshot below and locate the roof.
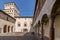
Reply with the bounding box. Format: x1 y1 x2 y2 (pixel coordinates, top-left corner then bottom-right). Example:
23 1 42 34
0 10 16 20
33 0 38 17
15 16 33 18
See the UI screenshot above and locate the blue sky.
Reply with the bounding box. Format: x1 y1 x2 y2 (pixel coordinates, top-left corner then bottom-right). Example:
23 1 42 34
0 0 36 16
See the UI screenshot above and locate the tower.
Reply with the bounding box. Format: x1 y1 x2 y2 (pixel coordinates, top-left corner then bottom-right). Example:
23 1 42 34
3 2 20 17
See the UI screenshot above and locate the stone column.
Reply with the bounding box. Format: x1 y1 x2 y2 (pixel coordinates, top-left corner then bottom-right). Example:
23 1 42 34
50 18 55 40
49 18 52 39
38 26 40 36
12 26 14 32
10 26 11 33
7 26 8 33
41 22 44 40
2 27 3 33
37 26 38 36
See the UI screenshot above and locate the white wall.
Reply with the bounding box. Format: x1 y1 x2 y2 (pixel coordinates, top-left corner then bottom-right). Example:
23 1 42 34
15 18 32 32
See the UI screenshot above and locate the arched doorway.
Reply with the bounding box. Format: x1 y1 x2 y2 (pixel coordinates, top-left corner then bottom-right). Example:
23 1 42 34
50 0 60 40
3 25 7 33
41 14 49 40
23 29 28 33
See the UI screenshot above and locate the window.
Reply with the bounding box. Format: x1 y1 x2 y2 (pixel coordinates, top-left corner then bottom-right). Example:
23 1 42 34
18 22 20 27
18 24 20 26
24 22 27 27
11 26 13 32
24 23 27 26
10 7 11 9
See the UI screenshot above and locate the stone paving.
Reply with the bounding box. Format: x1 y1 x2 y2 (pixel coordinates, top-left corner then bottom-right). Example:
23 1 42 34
0 32 50 40
0 33 41 40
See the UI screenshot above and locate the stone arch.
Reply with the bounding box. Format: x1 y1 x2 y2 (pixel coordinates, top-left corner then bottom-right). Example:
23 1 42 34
41 14 49 40
51 0 60 19
3 25 7 33
8 26 10 32
41 14 49 24
54 14 60 40
50 0 60 40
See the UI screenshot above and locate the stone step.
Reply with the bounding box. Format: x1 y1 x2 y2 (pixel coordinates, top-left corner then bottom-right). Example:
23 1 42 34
0 32 26 36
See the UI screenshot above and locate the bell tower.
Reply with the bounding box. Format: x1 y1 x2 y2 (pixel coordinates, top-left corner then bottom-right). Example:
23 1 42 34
3 2 20 17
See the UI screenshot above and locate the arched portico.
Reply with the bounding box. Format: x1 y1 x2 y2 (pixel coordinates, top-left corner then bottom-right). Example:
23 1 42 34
8 26 10 32
41 14 49 40
50 0 60 40
3 25 7 33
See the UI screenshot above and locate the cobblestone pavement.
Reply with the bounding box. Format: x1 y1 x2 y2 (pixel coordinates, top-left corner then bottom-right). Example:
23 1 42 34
0 33 41 40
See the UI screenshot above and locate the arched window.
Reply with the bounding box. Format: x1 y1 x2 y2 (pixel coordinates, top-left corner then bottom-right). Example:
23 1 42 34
18 22 20 27
24 22 27 27
3 25 7 33
18 24 20 26
24 24 27 26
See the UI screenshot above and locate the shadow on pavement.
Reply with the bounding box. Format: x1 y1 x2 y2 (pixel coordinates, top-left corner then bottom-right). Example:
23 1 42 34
0 32 49 40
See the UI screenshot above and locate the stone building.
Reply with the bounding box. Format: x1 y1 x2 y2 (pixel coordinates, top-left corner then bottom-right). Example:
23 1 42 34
2 2 33 34
15 16 32 33
3 2 20 18
0 2 33 36
33 0 60 40
0 10 15 34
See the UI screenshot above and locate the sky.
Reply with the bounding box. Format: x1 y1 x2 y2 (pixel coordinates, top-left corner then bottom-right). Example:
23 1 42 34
0 0 36 16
